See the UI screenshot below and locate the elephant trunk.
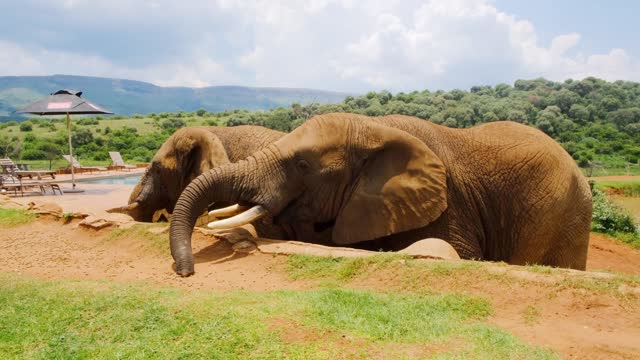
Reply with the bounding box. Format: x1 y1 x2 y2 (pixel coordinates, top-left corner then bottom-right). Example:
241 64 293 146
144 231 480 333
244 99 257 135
169 161 252 276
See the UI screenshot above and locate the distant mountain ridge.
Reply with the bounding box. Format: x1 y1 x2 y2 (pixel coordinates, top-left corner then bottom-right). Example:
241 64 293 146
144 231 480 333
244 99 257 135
0 75 352 121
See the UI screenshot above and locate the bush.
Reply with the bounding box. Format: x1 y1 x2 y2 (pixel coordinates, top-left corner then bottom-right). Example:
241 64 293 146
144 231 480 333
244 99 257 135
19 122 33 132
591 186 637 234
161 118 186 131
77 118 99 126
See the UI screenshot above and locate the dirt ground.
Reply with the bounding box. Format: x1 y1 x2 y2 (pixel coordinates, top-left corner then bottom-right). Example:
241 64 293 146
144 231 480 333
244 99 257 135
591 175 640 182
1 219 640 359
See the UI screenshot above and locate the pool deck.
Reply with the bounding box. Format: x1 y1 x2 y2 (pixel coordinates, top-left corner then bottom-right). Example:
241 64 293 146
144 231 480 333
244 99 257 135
54 167 147 183
3 168 147 214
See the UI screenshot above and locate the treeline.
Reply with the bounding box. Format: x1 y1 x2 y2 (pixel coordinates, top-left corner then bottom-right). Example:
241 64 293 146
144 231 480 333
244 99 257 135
228 77 640 168
1 77 640 169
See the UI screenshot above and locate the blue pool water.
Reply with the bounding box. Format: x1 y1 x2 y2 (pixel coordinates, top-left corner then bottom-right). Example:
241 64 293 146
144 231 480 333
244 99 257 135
81 174 142 185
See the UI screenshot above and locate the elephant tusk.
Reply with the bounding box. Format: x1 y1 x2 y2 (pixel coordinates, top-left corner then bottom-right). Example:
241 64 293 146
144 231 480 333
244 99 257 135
152 208 171 223
207 205 268 229
106 202 139 214
208 204 249 218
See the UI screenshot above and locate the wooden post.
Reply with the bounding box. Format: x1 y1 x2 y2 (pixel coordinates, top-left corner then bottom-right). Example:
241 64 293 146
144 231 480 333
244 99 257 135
67 112 75 188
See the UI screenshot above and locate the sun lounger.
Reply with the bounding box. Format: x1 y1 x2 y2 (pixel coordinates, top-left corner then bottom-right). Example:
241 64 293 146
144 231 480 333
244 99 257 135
62 155 108 174
0 158 56 179
108 152 136 171
0 174 62 196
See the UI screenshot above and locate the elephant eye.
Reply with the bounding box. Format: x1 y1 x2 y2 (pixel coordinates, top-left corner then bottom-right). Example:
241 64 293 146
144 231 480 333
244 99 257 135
296 159 311 174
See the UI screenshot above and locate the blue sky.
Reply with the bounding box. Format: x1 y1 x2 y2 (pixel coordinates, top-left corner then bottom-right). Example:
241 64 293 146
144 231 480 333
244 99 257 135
0 0 638 93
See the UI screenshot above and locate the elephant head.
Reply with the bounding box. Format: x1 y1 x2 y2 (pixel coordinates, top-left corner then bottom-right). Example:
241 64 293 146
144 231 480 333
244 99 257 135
109 127 230 222
170 113 448 276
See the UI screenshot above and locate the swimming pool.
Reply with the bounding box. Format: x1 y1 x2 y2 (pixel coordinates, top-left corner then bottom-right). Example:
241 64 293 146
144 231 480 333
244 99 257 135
80 174 142 185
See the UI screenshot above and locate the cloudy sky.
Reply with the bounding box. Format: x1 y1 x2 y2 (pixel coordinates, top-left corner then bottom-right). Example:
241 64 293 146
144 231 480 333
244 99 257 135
0 0 638 93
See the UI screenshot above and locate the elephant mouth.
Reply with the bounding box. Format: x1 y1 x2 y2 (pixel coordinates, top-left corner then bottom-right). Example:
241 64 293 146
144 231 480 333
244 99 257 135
206 202 269 230
206 196 335 234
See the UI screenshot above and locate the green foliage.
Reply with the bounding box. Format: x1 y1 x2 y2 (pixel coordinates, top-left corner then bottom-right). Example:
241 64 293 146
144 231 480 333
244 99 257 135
77 118 99 126
3 77 640 174
160 118 186 131
0 208 35 227
19 122 32 132
591 186 638 236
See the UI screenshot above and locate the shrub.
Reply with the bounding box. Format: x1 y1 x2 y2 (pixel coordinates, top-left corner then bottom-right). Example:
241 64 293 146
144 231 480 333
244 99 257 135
19 122 32 132
591 186 637 234
77 118 99 126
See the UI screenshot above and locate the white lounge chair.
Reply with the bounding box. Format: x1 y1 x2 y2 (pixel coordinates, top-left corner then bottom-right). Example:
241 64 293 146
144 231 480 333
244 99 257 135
62 155 108 174
108 152 136 171
0 158 56 180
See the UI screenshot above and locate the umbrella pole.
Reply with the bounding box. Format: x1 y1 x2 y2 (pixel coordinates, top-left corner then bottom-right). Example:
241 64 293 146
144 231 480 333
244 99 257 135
67 112 75 188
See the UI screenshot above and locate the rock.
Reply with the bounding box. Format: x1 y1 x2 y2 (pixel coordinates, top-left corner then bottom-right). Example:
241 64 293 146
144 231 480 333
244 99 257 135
398 238 461 260
254 239 376 258
26 201 63 217
232 240 257 253
79 213 135 230
207 225 258 244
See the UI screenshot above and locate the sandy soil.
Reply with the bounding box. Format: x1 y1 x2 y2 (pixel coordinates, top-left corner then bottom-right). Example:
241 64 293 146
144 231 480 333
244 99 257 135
1 218 639 359
0 219 301 291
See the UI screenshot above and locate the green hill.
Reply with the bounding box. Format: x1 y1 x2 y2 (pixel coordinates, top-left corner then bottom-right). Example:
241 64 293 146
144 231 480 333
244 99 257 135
0 75 352 121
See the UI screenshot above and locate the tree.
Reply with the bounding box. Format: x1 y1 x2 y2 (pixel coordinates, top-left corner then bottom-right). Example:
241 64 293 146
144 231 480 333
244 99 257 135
569 104 591 125
72 128 94 147
552 89 580 113
608 107 640 129
0 135 21 158
495 83 512 98
600 96 622 112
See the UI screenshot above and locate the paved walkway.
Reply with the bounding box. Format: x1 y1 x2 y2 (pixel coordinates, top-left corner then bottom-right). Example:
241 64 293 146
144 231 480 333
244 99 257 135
4 168 145 214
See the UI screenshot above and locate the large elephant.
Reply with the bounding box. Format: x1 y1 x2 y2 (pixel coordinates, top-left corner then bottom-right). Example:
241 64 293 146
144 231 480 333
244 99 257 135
169 113 592 276
109 125 284 222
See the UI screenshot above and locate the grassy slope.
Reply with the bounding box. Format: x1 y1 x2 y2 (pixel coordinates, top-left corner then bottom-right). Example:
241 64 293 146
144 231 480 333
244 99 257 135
0 208 35 227
2 209 640 358
0 272 556 360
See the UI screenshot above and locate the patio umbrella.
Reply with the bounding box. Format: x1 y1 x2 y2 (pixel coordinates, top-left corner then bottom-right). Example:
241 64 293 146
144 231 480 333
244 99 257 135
16 90 113 191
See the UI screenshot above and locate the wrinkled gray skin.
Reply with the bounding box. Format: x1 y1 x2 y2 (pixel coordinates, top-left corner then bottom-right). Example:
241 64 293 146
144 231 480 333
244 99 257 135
111 125 284 224
170 113 592 276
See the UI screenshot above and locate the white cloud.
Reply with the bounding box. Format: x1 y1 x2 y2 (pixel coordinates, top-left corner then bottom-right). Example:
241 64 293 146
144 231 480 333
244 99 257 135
328 0 640 90
2 0 639 91
0 40 235 88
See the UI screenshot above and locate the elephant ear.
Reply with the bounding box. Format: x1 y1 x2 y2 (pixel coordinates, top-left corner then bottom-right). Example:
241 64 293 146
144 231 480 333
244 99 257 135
161 127 230 194
332 125 448 245
180 128 230 185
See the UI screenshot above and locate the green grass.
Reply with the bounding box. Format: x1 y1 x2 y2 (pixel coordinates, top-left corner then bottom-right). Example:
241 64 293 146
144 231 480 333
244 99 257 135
285 254 640 297
0 207 35 227
608 231 640 249
286 253 411 282
0 273 556 359
594 179 640 197
106 224 170 254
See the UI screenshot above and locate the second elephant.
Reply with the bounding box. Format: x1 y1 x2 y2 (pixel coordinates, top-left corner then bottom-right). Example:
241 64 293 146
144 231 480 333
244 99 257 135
110 125 284 223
